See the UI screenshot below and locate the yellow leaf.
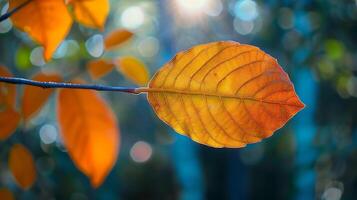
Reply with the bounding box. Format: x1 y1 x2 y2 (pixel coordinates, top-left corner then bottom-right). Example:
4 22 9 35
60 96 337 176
115 56 150 86
87 59 114 80
22 73 62 122
8 144 37 189
0 66 16 107
57 80 120 187
68 0 110 30
0 188 15 200
138 41 304 148
104 29 133 51
9 0 73 61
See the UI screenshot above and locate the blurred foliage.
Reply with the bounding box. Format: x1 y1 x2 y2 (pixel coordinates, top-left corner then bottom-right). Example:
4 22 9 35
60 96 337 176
0 0 356 199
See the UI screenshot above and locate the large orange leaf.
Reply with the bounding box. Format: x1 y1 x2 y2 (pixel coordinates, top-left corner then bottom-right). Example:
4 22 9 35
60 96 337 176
0 66 16 107
139 41 304 148
115 56 150 86
9 0 72 60
8 144 37 189
57 81 119 187
104 29 133 51
68 0 109 30
0 188 15 200
22 73 62 122
87 59 114 80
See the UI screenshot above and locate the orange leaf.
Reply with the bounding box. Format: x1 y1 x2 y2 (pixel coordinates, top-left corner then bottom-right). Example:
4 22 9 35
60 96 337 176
0 66 16 107
57 80 119 187
0 66 20 140
0 188 15 200
0 106 20 140
104 29 133 51
68 0 109 30
87 59 114 80
140 41 304 148
8 144 37 189
9 0 72 60
115 56 150 86
22 73 62 122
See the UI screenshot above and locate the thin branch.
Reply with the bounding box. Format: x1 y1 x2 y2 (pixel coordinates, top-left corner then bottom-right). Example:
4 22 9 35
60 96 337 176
0 76 144 94
0 0 32 22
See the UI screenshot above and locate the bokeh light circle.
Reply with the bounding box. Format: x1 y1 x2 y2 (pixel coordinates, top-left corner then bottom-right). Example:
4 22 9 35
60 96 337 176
130 141 153 163
234 0 259 21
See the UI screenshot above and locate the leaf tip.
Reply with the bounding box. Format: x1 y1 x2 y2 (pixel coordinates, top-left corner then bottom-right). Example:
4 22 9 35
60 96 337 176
43 50 52 62
90 176 104 188
295 95 306 110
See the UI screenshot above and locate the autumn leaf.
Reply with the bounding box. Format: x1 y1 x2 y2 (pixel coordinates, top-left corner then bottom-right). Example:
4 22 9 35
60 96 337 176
67 0 109 30
0 66 16 107
87 59 114 80
22 73 62 122
0 66 20 140
9 0 73 60
8 144 37 189
57 80 120 187
104 29 133 51
139 41 304 148
115 56 150 86
0 106 20 140
0 188 15 200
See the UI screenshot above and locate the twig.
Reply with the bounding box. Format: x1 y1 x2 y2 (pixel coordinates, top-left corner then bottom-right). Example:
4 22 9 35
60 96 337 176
0 0 32 22
0 76 144 94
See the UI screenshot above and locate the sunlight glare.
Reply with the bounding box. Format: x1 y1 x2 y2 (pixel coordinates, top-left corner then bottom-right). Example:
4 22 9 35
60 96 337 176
176 0 206 15
204 0 223 17
121 6 145 29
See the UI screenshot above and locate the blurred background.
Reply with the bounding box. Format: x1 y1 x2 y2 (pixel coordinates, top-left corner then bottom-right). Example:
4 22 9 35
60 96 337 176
1 0 357 199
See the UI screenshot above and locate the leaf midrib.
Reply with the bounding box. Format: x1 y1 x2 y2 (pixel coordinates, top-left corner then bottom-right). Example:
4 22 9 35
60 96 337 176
137 87 302 108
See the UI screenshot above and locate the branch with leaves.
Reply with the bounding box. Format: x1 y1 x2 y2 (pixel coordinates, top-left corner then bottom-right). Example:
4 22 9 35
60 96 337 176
0 0 32 22
1 41 304 146
0 0 304 191
1 41 304 187
2 0 110 60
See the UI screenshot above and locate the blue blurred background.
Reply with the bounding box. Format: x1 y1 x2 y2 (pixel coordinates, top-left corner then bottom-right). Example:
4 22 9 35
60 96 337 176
1 0 357 199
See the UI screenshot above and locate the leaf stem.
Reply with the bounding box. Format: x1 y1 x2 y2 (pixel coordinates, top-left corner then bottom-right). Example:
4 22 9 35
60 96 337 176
0 76 143 94
0 0 32 22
